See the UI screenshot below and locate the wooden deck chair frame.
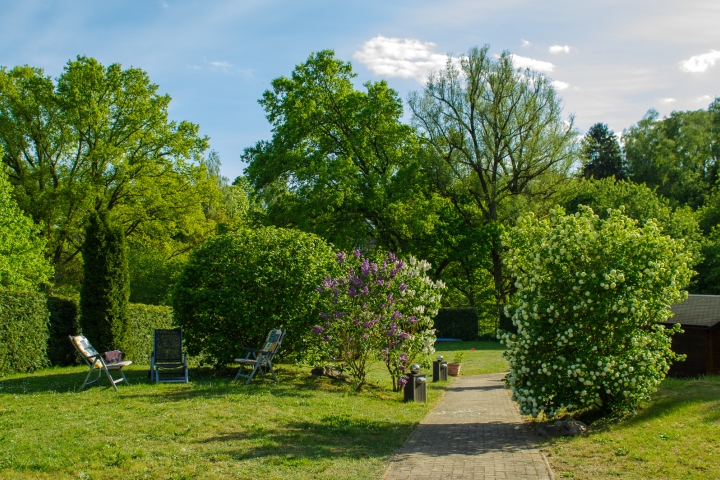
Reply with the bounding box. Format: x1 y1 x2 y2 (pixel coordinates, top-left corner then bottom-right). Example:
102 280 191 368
233 329 285 384
150 328 189 383
69 335 132 392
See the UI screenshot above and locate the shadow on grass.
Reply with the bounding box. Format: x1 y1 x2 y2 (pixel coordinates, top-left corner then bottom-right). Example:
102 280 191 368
199 416 538 462
0 365 400 402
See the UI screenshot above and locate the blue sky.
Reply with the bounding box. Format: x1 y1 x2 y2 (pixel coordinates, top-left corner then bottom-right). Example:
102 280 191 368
2 0 718 180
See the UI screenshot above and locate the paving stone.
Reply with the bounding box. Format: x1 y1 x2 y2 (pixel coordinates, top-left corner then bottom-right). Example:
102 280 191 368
383 373 554 480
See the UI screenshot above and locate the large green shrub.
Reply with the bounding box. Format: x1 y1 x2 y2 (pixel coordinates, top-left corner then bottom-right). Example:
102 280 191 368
79 211 130 353
0 160 53 290
0 290 50 376
433 308 479 341
46 296 79 366
173 227 339 366
501 207 693 418
124 304 174 363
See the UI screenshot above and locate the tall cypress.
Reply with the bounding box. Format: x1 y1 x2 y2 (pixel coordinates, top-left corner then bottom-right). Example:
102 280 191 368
79 210 130 353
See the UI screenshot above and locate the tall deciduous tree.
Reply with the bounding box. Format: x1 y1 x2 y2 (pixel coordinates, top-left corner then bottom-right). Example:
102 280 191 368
624 104 718 208
408 45 577 318
0 152 53 291
581 123 625 180
0 56 217 291
79 210 130 353
242 50 443 253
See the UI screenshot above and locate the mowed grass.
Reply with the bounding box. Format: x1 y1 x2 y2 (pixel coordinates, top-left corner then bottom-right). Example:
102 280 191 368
0 343 508 480
542 375 720 479
435 340 508 376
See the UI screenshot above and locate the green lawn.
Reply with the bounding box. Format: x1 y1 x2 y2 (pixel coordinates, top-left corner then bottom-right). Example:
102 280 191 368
434 340 508 376
0 343 507 479
542 375 720 479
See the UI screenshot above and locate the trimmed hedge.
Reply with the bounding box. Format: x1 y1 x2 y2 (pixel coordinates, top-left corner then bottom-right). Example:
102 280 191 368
433 308 479 341
124 304 174 363
47 296 80 366
0 290 50 376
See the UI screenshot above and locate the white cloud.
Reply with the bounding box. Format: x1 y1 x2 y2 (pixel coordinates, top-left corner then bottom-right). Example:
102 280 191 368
680 50 720 73
551 80 569 90
238 69 254 80
660 97 676 104
354 35 450 82
697 95 712 103
509 54 554 72
521 39 531 47
548 45 570 54
210 60 232 68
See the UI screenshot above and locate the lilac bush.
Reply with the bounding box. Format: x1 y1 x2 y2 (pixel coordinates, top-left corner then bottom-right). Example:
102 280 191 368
313 250 444 391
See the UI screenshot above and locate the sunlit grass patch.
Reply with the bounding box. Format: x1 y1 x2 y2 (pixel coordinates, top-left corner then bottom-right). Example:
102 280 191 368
542 375 720 479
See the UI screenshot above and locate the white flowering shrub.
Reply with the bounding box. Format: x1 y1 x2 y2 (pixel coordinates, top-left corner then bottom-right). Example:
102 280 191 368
501 206 693 418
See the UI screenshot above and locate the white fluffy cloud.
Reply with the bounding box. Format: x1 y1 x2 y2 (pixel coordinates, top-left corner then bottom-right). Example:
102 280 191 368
697 95 712 103
354 35 450 82
660 98 676 104
548 45 570 54
551 80 569 90
522 39 531 47
509 54 554 72
210 60 232 68
680 50 720 73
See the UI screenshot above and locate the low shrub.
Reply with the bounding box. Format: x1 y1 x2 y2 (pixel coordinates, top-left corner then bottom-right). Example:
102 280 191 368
46 296 79 366
0 290 50 376
173 227 339 366
433 308 479 341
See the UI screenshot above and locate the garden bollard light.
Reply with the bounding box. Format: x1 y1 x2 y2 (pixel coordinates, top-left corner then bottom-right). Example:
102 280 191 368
404 364 427 403
432 355 448 382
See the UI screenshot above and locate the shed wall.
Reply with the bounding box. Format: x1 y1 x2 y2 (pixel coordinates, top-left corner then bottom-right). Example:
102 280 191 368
668 327 708 377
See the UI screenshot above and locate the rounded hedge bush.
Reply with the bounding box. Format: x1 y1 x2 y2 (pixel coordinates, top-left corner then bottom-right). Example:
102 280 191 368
173 227 339 365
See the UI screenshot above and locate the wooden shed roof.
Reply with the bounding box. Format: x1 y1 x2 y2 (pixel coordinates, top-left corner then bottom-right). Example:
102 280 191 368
663 294 720 330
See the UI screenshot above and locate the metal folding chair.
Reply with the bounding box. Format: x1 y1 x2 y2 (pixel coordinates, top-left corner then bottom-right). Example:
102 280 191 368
150 328 189 383
233 329 285 384
69 335 132 392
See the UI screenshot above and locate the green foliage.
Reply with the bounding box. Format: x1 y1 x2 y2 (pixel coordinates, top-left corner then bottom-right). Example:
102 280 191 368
243 50 444 257
581 123 625 180
0 290 50 376
501 206 693 418
625 104 718 208
0 57 218 291
408 45 578 314
433 308 479 341
128 249 187 306
0 160 53 290
558 178 703 264
79 211 130 354
173 227 340 366
46 296 79 366
124 304 174 363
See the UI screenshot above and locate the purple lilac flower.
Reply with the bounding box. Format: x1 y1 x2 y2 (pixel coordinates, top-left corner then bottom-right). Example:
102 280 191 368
399 365 406 372
391 310 402 320
334 311 343 318
348 285 357 297
398 376 408 388
370 262 379 274
407 315 417 324
353 249 362 258
381 304 387 310
389 268 398 278
336 252 347 263
388 253 398 262
398 332 411 339
320 312 328 318
353 277 362 287
361 334 367 341
312 325 326 335
399 353 408 362
399 283 408 293
361 286 369 296
381 348 389 355
387 294 394 304
360 258 371 277
377 279 385 287
316 287 323 293
353 319 361 325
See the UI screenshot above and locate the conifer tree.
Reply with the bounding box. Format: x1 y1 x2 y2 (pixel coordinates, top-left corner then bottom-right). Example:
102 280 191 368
581 123 625 180
79 210 130 353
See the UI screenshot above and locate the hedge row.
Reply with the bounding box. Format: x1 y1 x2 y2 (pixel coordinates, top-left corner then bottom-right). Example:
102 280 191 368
0 290 50 377
433 308 479 341
122 304 174 363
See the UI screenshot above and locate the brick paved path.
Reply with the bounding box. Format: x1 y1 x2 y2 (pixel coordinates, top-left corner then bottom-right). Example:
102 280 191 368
383 373 554 480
